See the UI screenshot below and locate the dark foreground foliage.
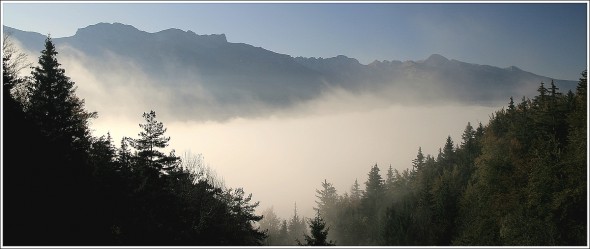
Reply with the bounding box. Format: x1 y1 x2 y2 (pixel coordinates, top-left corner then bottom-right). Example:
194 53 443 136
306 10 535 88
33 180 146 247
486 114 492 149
261 71 587 246
4 34 586 246
3 36 265 246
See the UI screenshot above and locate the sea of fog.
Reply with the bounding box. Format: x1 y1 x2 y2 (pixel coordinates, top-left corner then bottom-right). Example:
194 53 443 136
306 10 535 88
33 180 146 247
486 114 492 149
16 42 504 220
88 100 500 220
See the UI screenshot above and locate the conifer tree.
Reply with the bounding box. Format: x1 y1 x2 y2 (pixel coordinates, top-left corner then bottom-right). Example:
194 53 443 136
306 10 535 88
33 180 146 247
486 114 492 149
314 179 340 242
412 147 425 172
259 207 281 245
364 164 384 201
117 137 132 167
442 136 454 162
350 179 363 202
7 35 98 245
385 165 395 188
549 80 560 98
278 220 289 245
361 164 384 244
26 36 96 148
219 188 266 245
89 133 117 169
288 203 307 244
298 211 336 246
508 97 515 112
129 110 180 173
537 81 548 101
461 123 475 147
314 179 339 217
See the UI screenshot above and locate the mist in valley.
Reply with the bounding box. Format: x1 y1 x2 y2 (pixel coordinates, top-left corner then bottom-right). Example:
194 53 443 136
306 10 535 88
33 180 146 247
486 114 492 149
34 42 502 220
3 14 586 245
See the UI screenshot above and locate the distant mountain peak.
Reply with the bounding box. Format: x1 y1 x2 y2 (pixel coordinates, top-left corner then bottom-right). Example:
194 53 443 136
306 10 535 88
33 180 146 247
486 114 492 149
3 23 577 112
159 27 187 33
155 28 227 43
330 55 361 65
506 65 522 71
424 54 449 65
75 22 143 36
368 59 403 67
82 22 139 30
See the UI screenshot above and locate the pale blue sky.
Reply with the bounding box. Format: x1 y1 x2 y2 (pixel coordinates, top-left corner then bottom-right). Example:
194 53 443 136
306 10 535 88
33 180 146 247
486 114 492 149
2 1 587 80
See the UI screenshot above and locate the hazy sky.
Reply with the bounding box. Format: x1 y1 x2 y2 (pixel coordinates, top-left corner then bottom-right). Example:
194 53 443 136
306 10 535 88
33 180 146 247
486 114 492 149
2 1 587 80
2 1 588 219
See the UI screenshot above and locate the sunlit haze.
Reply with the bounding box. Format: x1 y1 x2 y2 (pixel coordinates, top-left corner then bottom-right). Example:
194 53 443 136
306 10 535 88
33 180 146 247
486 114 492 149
2 1 587 221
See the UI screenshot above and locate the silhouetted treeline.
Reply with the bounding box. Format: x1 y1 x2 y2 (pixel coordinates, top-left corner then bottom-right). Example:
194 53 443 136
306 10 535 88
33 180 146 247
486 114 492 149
258 203 308 245
261 71 587 246
3 36 266 245
4 34 587 246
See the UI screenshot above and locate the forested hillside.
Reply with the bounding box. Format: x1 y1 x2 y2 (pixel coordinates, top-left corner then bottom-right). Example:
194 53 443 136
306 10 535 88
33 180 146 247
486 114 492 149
260 71 588 246
3 33 587 246
3 36 266 246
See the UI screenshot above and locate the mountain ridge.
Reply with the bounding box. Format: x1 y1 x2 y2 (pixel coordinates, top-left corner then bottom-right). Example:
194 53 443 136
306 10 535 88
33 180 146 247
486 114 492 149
3 23 569 79
2 23 578 121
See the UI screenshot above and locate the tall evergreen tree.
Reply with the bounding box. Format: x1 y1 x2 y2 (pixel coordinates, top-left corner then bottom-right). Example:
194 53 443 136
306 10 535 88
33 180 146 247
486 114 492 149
314 179 340 243
278 220 289 245
288 202 307 244
88 133 117 176
129 110 180 173
218 188 266 245
537 81 549 102
298 211 336 246
117 137 132 167
6 35 99 245
412 147 425 172
461 123 476 147
314 179 339 218
350 179 363 203
259 207 281 245
385 165 395 189
441 136 454 163
26 36 96 149
508 97 516 112
556 70 587 245
361 164 385 244
363 163 384 201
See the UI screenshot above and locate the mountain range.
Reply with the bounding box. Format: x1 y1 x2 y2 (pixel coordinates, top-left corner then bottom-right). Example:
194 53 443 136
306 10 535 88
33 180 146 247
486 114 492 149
3 23 578 120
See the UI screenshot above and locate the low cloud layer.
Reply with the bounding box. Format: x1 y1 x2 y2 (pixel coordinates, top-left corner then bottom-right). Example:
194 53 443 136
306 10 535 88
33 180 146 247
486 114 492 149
8 24 571 125
162 104 498 219
16 42 502 219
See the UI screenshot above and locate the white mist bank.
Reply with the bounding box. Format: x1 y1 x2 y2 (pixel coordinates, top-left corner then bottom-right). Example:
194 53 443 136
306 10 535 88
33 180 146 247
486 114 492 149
34 43 504 220
89 103 500 220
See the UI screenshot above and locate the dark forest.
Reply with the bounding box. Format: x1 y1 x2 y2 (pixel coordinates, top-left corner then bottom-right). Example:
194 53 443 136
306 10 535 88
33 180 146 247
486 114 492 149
2 35 587 246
